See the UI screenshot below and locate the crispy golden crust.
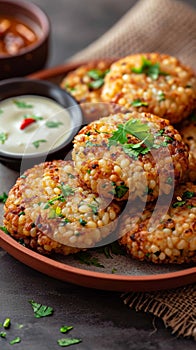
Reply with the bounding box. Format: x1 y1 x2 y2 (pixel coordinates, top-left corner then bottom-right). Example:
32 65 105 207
177 113 196 182
4 160 120 254
101 53 196 124
72 112 189 202
60 61 111 103
119 182 196 264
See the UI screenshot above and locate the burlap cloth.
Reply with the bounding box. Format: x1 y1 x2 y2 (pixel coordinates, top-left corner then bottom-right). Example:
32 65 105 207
69 0 196 339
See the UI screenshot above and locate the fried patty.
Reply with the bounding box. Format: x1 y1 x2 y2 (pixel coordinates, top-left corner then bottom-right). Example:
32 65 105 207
119 182 196 264
101 53 196 124
3 160 120 254
60 60 111 104
72 112 189 202
177 112 196 182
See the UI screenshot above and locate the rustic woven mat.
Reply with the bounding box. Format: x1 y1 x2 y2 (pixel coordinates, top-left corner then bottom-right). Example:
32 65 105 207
69 0 196 339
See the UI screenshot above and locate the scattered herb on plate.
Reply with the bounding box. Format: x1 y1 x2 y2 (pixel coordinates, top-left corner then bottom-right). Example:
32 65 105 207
131 56 168 80
74 251 104 268
57 338 82 347
29 300 54 318
131 99 148 107
0 192 8 203
9 337 21 345
60 326 73 334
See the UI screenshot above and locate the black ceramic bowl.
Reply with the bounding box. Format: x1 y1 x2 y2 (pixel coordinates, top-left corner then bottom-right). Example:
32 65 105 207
0 0 50 80
0 78 83 172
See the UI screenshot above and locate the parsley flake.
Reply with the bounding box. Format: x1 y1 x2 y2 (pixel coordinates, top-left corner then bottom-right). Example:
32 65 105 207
0 331 6 338
45 121 63 128
57 338 82 347
60 184 75 197
131 99 148 107
29 300 54 318
0 226 10 234
9 337 21 345
0 132 8 144
14 100 33 108
110 183 128 198
74 251 104 268
182 191 195 199
32 139 47 148
60 326 73 334
131 56 167 80
0 192 8 203
24 114 43 121
172 201 186 208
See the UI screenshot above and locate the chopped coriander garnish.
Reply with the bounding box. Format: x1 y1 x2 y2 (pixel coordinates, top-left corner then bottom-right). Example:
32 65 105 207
87 203 98 215
65 83 76 92
0 192 8 203
88 68 109 90
0 331 6 338
60 184 75 198
9 337 21 345
131 99 148 107
108 119 153 148
32 139 47 148
3 318 11 329
89 79 104 89
74 251 104 268
87 69 104 80
60 326 73 334
29 300 54 318
110 182 128 199
18 211 25 216
172 201 186 208
57 338 82 347
79 219 87 226
182 191 195 199
0 132 8 144
14 100 33 108
67 173 75 179
131 56 167 80
157 91 166 101
24 114 43 121
86 169 91 174
0 226 10 234
45 121 63 128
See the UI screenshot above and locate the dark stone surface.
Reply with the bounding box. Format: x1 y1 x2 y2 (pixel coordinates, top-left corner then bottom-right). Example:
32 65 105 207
0 0 196 349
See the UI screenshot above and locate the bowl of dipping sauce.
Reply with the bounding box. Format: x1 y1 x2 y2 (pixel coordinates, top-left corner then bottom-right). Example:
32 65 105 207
0 0 50 80
0 78 83 171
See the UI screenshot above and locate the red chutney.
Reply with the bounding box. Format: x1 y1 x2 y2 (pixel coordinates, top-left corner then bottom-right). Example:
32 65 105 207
0 17 38 55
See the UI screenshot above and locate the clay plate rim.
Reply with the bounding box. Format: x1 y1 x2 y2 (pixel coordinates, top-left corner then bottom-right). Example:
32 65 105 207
0 60 195 291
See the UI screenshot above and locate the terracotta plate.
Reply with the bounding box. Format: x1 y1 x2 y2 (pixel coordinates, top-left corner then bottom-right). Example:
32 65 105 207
0 62 195 292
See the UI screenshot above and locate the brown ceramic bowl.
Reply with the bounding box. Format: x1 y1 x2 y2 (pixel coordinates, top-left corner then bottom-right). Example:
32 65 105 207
0 0 50 80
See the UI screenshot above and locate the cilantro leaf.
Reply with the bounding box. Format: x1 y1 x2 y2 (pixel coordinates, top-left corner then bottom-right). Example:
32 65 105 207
0 331 6 338
24 114 43 121
74 251 104 268
0 192 8 203
131 56 167 80
131 99 148 107
89 79 104 89
9 337 21 345
14 100 33 108
60 184 75 197
32 139 47 148
172 201 186 208
0 226 10 234
45 121 63 128
29 300 54 318
57 338 82 347
0 132 8 144
182 191 195 199
110 183 129 198
60 326 73 334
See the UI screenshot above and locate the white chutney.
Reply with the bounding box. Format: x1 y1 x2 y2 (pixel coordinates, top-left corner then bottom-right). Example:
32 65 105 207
0 95 72 156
